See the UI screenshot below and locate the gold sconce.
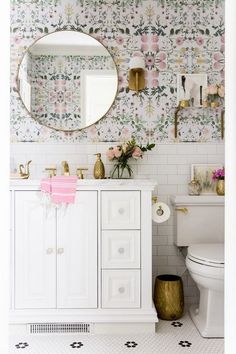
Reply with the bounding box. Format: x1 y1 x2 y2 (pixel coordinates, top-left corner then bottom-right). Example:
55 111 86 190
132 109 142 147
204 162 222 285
174 100 190 139
128 56 145 93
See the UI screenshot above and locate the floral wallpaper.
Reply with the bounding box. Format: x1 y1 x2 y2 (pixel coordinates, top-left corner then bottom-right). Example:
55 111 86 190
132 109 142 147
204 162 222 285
30 54 114 130
11 0 224 143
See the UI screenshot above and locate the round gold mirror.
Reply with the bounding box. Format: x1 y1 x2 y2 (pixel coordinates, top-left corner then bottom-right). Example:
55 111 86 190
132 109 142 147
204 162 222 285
17 30 118 131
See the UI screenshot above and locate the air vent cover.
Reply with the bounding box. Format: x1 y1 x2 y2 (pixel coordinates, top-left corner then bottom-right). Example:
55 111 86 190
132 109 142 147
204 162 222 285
28 323 91 334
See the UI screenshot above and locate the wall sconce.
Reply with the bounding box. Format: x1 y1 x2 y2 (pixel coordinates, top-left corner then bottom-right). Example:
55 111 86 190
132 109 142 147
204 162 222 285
128 56 145 93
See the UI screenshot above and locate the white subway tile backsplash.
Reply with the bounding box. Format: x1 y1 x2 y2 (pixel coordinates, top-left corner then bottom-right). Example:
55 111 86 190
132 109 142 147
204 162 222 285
168 175 188 185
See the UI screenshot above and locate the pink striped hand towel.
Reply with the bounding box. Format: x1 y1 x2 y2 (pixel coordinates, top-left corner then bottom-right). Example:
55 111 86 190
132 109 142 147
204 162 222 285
40 177 52 193
51 176 77 204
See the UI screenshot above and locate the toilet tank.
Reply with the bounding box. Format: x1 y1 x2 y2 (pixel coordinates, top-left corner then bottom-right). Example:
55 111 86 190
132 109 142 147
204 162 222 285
171 195 224 246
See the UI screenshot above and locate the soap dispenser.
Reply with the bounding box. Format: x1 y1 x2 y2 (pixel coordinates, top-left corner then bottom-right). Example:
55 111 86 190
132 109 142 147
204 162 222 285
93 153 105 179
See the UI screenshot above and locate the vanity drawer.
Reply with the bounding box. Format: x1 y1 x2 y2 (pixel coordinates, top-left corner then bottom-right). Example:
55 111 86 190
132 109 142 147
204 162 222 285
101 191 140 229
102 230 140 269
102 270 140 308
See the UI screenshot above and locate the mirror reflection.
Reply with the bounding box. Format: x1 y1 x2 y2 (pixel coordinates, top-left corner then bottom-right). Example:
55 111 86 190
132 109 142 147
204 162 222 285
17 31 118 131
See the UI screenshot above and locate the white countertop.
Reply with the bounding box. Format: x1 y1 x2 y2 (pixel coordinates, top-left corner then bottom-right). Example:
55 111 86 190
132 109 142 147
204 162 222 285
10 178 158 191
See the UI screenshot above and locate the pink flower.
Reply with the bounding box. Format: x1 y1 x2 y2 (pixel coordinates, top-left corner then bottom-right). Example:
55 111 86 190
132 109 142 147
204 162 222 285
151 35 158 43
151 79 158 87
106 148 115 160
176 37 184 46
206 85 218 95
113 146 122 158
145 55 155 68
151 43 159 52
132 146 143 159
141 43 148 52
141 34 148 42
196 37 204 46
116 36 124 45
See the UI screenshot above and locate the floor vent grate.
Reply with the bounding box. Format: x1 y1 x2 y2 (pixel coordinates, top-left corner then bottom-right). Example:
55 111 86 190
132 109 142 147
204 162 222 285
28 323 91 334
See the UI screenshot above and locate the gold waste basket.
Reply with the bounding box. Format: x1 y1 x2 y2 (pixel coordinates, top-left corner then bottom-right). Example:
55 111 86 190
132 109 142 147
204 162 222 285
154 274 184 320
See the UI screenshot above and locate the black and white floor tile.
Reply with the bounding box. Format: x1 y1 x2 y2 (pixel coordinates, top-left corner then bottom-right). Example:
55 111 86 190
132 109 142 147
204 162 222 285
9 313 224 354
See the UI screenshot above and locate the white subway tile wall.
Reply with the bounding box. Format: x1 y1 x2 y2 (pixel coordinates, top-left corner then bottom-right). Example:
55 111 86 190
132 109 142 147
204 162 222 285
10 142 224 305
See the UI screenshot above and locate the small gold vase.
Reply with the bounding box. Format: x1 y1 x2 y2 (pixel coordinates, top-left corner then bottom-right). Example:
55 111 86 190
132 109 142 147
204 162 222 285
154 275 184 320
216 179 225 196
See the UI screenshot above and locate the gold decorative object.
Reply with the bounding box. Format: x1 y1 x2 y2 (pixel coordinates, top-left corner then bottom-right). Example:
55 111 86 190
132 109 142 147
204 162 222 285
188 179 201 195
19 160 32 179
216 180 225 196
154 274 184 320
93 153 105 179
61 161 70 176
210 101 220 108
76 168 88 179
174 100 190 138
128 56 145 93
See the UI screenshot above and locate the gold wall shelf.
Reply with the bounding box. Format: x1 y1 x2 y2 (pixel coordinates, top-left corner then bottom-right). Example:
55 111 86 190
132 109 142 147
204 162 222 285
174 102 224 140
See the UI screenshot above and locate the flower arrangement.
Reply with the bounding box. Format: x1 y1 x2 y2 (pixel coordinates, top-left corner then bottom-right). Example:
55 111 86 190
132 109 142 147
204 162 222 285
212 167 225 181
107 138 155 178
205 84 224 107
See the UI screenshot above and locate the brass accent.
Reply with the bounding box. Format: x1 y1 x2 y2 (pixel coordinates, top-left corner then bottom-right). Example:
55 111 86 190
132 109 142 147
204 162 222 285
154 274 184 320
19 160 32 179
128 68 145 93
77 168 88 179
175 207 188 214
45 167 57 177
221 109 225 140
174 100 190 139
152 196 158 204
16 30 119 132
216 180 225 196
93 153 105 179
61 161 70 176
210 101 220 108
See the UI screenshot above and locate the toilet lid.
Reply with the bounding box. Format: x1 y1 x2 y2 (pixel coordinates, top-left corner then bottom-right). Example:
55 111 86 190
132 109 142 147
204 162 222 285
188 243 224 266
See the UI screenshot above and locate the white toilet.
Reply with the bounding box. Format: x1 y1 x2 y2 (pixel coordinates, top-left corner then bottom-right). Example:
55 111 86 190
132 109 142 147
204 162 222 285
171 195 224 338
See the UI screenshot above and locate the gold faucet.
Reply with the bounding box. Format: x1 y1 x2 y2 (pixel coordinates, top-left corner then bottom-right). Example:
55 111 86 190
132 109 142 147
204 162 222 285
19 160 32 179
61 161 70 176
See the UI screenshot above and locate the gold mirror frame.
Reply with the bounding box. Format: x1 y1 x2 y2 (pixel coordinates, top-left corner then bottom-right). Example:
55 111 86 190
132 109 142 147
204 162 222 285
16 30 119 132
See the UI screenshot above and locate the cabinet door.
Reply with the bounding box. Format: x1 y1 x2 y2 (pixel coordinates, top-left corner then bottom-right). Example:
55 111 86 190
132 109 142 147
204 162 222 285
15 191 56 309
57 191 97 308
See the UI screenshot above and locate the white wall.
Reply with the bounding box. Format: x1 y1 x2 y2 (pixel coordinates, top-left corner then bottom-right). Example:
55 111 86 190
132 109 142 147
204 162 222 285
10 142 224 305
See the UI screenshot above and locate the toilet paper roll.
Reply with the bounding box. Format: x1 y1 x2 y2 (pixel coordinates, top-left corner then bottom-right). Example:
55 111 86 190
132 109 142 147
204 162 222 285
152 202 171 223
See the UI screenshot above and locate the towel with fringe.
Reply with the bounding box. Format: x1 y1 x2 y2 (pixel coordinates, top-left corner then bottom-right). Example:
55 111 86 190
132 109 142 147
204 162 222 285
40 176 77 204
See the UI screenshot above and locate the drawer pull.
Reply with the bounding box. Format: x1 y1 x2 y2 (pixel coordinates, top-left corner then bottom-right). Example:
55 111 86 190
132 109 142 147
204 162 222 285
57 248 64 254
46 248 53 254
118 208 125 215
118 247 125 254
118 286 125 294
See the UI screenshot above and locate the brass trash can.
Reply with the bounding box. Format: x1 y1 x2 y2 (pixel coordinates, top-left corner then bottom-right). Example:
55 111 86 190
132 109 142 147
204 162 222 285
154 274 184 320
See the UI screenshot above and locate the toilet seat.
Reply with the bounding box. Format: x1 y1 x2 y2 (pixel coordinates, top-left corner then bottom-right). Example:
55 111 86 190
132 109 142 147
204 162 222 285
188 243 224 268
